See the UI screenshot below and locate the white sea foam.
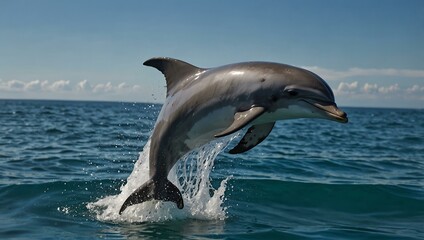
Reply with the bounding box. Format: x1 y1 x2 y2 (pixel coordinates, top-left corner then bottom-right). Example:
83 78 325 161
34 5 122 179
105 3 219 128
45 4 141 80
87 138 232 223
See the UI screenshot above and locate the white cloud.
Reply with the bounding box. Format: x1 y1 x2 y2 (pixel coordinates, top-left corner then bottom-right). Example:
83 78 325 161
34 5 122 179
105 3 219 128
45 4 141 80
76 79 90 92
6 80 25 90
24 80 42 91
47 80 71 91
117 82 128 90
335 81 419 98
301 66 424 106
0 79 74 92
378 84 399 94
0 76 422 107
0 79 145 95
406 84 424 93
93 82 113 93
363 83 378 93
303 66 424 80
336 81 358 94
91 82 141 94
40 80 49 90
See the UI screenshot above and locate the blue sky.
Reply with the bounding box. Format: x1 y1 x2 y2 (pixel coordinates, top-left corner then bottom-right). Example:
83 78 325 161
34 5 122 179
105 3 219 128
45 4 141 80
0 0 423 108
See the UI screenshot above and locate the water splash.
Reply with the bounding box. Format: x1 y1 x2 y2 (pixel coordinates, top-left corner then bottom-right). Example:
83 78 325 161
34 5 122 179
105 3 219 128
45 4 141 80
87 137 232 223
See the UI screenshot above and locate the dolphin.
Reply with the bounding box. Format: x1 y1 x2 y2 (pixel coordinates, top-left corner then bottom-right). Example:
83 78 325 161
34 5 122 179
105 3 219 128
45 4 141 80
119 57 348 214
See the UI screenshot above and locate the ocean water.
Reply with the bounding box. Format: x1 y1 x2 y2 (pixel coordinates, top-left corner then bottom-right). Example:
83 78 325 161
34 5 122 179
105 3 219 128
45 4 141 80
0 99 423 239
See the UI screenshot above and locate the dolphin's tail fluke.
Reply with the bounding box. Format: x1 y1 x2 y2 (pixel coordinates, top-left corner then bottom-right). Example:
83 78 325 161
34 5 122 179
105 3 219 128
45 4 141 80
119 178 184 214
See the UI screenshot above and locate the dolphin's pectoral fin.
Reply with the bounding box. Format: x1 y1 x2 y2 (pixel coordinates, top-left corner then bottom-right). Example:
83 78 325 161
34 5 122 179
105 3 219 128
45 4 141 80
215 106 266 137
119 178 184 214
229 122 275 154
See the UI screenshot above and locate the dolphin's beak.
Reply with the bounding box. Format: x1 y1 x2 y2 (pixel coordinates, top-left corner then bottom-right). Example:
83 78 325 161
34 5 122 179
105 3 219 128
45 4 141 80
303 99 348 123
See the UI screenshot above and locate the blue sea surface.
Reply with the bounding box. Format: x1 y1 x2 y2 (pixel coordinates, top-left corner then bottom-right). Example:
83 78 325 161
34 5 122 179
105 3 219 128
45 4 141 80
0 99 423 239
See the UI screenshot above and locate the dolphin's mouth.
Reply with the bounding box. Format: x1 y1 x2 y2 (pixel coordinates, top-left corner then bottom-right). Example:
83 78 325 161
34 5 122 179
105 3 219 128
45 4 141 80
302 99 348 123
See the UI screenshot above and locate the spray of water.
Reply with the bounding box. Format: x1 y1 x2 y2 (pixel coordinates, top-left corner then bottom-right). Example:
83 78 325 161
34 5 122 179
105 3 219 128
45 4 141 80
87 137 233 223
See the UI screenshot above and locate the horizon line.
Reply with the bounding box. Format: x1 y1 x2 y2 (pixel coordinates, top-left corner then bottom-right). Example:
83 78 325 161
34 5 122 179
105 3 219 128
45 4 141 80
0 98 422 111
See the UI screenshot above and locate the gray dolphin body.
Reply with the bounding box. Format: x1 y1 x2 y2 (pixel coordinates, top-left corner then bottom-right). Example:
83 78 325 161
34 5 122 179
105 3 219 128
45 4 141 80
119 57 348 214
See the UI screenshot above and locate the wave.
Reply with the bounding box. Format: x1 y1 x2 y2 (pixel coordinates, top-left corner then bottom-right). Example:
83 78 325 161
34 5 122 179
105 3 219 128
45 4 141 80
87 138 234 223
3 171 422 223
227 179 424 214
2 172 424 239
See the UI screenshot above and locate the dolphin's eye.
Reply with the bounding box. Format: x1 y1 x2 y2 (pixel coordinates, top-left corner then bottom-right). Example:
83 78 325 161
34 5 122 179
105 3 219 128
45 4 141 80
288 90 298 97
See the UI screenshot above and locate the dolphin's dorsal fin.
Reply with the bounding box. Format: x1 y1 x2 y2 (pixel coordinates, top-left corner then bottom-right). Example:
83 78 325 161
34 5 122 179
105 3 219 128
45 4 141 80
228 122 275 154
143 57 204 94
214 106 266 137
